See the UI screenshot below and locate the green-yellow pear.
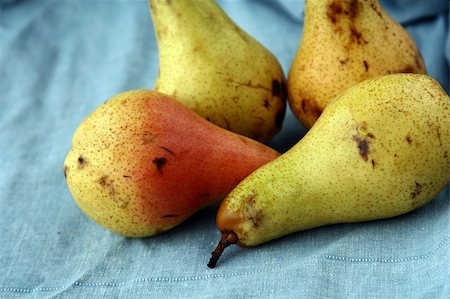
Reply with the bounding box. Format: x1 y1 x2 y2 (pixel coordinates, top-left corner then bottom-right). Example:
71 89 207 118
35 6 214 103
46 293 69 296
288 0 426 129
64 90 279 238
208 74 449 267
149 0 286 143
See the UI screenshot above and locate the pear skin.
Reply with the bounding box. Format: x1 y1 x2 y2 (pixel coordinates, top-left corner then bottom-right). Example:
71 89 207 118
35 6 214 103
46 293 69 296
208 74 449 267
64 90 279 237
149 0 286 143
288 0 426 129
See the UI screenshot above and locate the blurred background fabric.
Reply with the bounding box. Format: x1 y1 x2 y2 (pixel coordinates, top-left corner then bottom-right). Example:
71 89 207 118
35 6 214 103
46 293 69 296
0 0 449 298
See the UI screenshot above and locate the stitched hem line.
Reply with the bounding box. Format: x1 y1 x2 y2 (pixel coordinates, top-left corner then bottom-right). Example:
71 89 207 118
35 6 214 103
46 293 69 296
0 267 280 293
1 236 448 293
317 235 449 263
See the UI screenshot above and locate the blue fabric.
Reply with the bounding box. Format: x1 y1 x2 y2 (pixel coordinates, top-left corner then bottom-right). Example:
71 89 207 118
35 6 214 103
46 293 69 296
0 0 448 298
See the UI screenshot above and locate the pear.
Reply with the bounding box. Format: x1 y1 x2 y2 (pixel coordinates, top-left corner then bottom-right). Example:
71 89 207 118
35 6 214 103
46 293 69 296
208 74 449 267
149 0 286 143
288 0 426 129
64 90 279 237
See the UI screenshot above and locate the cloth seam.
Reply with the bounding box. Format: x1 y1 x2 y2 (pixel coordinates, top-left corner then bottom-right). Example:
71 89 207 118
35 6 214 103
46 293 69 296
0 236 448 293
0 267 280 293
317 235 450 263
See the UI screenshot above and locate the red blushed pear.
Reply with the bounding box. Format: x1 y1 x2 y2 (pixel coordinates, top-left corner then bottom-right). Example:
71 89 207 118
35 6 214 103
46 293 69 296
64 90 279 237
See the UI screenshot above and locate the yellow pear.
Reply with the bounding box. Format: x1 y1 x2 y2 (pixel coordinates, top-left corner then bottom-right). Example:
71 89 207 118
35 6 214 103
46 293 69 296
288 0 426 129
208 74 449 267
149 0 286 143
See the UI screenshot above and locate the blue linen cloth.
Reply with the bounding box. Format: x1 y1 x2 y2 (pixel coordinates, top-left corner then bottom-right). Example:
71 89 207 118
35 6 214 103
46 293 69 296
0 0 448 298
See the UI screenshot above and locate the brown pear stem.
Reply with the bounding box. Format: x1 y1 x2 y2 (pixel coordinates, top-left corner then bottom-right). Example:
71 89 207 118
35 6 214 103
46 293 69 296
207 231 238 268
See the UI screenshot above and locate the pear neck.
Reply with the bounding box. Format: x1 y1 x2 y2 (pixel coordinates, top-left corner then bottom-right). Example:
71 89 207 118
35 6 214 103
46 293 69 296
304 0 381 13
149 0 231 39
303 0 375 31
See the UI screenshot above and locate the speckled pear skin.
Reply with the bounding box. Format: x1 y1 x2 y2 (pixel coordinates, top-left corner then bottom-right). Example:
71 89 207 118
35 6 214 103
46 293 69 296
217 74 449 247
149 0 286 143
64 90 279 237
288 0 426 129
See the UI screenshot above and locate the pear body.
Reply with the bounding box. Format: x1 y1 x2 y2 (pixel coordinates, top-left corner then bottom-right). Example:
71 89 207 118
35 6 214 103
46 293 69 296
288 0 426 129
64 90 279 237
150 0 286 143
217 74 449 247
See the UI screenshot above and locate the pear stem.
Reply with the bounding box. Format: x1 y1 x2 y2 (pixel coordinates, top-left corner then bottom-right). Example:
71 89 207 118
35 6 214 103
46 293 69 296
207 231 238 268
